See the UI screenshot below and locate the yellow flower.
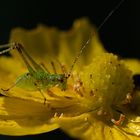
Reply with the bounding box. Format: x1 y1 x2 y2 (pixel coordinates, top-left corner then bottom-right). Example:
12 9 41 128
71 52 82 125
0 18 140 140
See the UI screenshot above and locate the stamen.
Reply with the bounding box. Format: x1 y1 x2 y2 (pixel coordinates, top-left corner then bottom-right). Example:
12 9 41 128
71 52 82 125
53 112 64 118
59 113 64 118
54 112 58 118
73 75 85 97
111 114 125 125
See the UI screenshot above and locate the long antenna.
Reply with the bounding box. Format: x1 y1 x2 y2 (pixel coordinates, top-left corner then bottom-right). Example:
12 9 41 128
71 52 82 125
67 0 125 78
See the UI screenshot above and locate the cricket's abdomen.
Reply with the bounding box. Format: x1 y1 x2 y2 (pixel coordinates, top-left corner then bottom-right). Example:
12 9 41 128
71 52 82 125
15 71 67 91
16 73 37 91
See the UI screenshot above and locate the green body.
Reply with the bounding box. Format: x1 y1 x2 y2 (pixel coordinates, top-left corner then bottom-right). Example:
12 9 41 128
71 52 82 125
16 71 67 91
0 43 68 92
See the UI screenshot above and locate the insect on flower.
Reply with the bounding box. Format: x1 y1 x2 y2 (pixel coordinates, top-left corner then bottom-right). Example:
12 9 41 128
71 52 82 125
0 0 139 139
0 37 91 103
0 42 69 104
0 0 128 128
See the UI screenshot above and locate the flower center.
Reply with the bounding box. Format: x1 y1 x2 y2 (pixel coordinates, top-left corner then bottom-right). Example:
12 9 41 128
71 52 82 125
79 53 134 124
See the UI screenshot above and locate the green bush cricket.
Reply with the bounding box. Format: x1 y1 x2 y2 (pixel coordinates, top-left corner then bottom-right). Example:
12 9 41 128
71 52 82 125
0 0 125 106
0 43 68 103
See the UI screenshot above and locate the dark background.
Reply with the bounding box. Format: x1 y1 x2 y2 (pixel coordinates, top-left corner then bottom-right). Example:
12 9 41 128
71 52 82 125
0 0 139 139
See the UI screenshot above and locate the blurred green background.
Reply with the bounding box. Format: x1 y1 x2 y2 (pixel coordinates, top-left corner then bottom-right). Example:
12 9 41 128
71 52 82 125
0 0 139 139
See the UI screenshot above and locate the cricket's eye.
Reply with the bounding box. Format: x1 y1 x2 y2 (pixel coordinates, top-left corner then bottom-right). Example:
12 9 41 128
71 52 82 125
58 77 64 83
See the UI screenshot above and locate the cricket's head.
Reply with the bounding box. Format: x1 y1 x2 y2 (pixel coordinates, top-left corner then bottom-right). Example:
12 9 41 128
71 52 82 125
53 74 67 90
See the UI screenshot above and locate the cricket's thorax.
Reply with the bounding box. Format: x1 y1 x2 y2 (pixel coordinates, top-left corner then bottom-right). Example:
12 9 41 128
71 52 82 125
16 71 67 91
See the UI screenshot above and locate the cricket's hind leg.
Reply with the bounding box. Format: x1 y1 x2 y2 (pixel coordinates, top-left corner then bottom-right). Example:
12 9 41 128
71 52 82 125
14 43 45 73
0 42 36 74
40 62 50 73
0 42 46 74
0 43 17 55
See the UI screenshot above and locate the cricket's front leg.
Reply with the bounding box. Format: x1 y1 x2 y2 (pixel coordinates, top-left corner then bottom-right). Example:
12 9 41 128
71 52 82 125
34 81 47 105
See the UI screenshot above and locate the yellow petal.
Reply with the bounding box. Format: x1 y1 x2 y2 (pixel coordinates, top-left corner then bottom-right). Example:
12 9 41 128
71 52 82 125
81 53 134 108
0 57 24 77
0 57 26 94
120 116 140 137
116 93 140 137
9 18 105 70
0 96 58 136
51 53 140 140
10 25 60 60
110 90 140 138
52 113 140 140
58 18 106 68
2 18 140 140
124 59 140 75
